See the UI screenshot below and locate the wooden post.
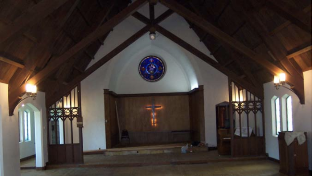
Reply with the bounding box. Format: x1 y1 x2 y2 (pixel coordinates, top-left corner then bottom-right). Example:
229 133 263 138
228 78 234 157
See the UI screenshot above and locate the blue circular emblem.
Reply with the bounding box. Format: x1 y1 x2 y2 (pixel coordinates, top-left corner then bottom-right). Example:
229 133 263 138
139 56 166 82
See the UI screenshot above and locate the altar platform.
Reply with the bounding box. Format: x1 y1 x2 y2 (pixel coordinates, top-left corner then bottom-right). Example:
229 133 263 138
103 143 208 156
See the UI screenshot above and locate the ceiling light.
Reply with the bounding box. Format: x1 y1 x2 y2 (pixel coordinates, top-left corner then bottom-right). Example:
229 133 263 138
149 31 156 40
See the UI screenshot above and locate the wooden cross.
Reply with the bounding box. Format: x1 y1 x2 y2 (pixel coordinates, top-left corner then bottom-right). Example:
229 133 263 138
146 98 161 125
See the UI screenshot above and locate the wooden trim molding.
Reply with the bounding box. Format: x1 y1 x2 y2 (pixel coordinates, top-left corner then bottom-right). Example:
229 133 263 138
103 86 204 98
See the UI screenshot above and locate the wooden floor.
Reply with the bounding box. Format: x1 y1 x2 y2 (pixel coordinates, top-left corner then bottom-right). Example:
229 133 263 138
20 157 36 169
21 159 285 176
45 150 267 169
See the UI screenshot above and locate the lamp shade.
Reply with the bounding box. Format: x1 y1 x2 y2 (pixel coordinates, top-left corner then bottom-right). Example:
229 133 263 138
274 76 280 84
279 73 286 82
25 84 37 93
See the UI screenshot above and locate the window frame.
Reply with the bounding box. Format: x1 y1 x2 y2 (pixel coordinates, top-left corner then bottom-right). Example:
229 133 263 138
24 110 31 142
286 95 293 131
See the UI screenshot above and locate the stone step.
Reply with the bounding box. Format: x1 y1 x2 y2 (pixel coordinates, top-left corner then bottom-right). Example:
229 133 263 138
104 144 208 156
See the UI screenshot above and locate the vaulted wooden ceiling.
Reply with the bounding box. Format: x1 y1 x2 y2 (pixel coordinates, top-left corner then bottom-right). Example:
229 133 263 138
0 0 311 115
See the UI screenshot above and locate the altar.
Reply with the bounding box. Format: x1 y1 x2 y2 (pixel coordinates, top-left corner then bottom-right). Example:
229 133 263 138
104 86 205 148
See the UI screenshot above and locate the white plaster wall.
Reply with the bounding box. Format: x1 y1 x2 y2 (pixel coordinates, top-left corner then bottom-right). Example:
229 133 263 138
14 92 48 168
264 70 312 169
0 95 3 176
0 83 20 176
18 105 35 159
81 4 229 150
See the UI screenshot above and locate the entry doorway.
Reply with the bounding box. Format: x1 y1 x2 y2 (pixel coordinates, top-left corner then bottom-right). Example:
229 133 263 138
18 103 44 169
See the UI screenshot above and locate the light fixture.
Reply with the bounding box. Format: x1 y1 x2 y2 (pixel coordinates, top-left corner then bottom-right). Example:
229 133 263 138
149 31 156 40
25 83 37 99
274 73 286 90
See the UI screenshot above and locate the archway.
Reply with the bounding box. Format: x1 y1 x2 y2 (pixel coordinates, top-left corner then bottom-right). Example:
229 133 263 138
17 102 45 169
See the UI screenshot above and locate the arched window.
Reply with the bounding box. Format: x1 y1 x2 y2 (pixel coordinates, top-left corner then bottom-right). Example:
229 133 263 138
286 96 293 131
24 111 31 141
271 96 281 136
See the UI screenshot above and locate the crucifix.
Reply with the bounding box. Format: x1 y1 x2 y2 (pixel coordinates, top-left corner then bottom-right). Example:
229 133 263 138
146 98 161 125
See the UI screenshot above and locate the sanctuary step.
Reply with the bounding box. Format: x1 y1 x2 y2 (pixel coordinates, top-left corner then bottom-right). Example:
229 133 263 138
104 143 208 156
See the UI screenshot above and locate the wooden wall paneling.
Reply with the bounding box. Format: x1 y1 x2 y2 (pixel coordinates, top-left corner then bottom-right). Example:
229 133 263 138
104 89 119 148
109 94 119 147
73 144 83 163
114 92 191 145
104 89 112 148
57 145 67 164
189 86 205 142
65 144 73 163
278 132 309 175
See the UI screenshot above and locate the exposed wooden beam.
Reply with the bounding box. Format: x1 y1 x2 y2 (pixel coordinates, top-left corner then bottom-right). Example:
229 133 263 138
223 60 234 67
160 0 284 75
9 0 148 115
8 0 81 94
0 0 71 44
31 0 146 84
132 12 150 24
266 0 311 33
155 9 174 24
149 3 155 24
187 2 259 87
46 25 150 107
55 1 116 84
155 25 263 98
242 5 305 104
76 7 92 26
287 44 312 59
0 79 9 84
0 55 24 68
160 0 305 100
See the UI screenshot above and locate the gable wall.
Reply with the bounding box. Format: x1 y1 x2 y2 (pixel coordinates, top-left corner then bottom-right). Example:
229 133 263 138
81 4 229 150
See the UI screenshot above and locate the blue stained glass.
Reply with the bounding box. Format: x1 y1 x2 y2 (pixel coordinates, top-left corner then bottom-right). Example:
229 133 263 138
139 56 166 82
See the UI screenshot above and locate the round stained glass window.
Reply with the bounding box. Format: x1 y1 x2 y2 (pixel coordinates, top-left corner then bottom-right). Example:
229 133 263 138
139 56 166 82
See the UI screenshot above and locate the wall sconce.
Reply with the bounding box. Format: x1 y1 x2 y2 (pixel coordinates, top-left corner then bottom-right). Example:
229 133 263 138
274 73 286 90
25 84 37 100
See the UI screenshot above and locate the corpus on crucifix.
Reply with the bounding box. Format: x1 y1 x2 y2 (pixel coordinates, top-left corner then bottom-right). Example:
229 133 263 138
146 98 161 126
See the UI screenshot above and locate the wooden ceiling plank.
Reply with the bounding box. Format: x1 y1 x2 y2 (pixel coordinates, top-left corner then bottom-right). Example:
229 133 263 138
9 0 148 115
266 0 311 33
55 1 117 83
8 0 83 91
0 55 24 68
0 79 9 84
46 25 150 107
187 2 260 87
242 5 305 104
0 0 71 44
245 11 304 78
76 6 92 27
287 44 312 59
155 25 263 98
160 0 305 104
160 0 282 75
269 5 311 35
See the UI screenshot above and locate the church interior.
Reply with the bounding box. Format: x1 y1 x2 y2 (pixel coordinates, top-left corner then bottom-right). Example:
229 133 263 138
0 0 312 175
